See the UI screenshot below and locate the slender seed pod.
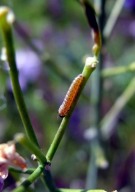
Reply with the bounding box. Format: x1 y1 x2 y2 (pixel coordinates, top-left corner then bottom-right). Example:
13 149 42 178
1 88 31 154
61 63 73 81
80 0 101 56
58 74 84 117
80 0 99 33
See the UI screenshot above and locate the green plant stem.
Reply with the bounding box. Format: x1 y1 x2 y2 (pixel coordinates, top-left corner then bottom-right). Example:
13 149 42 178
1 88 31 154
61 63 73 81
46 117 69 162
96 0 106 123
43 169 60 192
46 57 98 162
9 167 34 174
89 0 105 126
86 136 108 189
12 165 44 192
15 134 47 165
102 62 135 77
14 134 58 192
103 0 125 39
0 9 57 192
101 77 135 139
85 1 105 189
85 139 97 189
0 9 39 147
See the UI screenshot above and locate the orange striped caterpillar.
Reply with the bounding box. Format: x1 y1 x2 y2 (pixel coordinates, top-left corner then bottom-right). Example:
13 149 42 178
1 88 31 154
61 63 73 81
58 74 84 117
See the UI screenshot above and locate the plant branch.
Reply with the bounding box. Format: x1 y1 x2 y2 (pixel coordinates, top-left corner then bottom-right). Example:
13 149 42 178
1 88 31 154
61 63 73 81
46 57 98 162
85 0 106 189
12 165 44 192
103 0 125 39
43 168 60 192
102 62 135 77
15 134 47 165
9 167 34 175
0 7 39 147
101 77 135 139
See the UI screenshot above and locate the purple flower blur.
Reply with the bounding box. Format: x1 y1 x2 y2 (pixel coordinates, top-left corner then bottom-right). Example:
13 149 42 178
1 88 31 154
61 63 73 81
8 49 41 90
125 0 135 11
0 177 4 192
47 0 63 17
68 107 85 142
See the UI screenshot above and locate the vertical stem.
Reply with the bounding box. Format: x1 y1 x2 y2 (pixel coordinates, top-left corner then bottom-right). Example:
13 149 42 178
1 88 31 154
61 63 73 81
46 58 97 162
103 0 125 39
89 0 106 127
101 77 135 139
15 134 47 165
46 117 69 162
85 1 106 189
96 0 106 126
43 169 60 192
12 165 44 192
0 9 39 146
85 139 97 189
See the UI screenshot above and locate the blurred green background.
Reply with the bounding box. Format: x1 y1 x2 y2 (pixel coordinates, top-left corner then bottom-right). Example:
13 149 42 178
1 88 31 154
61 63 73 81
0 0 135 191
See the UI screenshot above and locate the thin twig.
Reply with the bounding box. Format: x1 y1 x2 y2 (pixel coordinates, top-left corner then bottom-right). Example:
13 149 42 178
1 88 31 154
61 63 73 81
12 165 44 192
85 0 106 189
0 7 39 147
46 57 98 162
9 167 34 175
102 62 135 77
103 0 125 39
15 134 47 165
101 77 135 139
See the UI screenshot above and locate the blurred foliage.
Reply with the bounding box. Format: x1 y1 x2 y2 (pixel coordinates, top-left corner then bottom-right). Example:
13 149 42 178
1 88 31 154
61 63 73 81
0 0 135 191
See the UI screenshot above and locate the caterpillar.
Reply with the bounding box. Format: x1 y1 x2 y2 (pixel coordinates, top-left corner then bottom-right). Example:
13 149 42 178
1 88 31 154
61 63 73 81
58 74 84 117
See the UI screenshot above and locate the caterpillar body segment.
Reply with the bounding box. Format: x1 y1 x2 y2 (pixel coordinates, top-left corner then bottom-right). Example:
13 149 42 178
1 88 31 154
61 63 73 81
58 74 84 117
